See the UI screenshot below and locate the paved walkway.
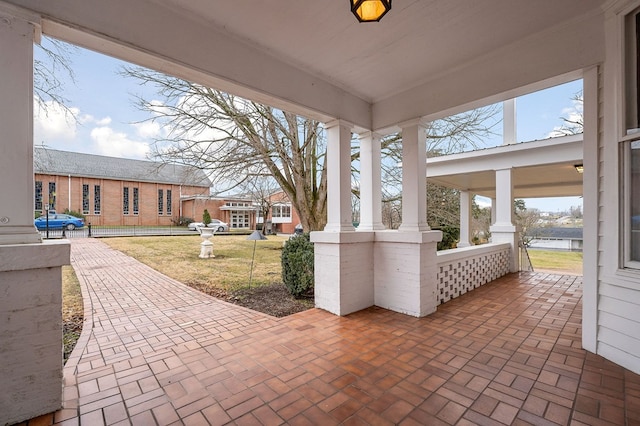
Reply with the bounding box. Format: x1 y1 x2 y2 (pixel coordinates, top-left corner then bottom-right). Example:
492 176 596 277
19 239 640 425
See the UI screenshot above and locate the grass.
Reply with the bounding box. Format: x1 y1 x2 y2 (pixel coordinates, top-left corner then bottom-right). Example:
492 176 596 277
527 249 583 274
62 265 83 363
102 234 290 291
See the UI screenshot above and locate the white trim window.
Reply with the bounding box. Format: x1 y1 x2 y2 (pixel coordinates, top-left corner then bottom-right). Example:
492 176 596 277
271 203 292 224
623 5 640 267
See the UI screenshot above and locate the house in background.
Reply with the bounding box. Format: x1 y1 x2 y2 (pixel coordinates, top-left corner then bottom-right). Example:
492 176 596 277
34 147 211 226
256 190 302 234
181 194 257 229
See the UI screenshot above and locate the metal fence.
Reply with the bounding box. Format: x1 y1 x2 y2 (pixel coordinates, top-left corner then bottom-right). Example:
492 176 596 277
39 225 199 239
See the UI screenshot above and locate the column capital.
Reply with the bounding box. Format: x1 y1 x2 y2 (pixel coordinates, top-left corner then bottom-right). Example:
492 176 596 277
397 117 429 130
0 3 41 42
324 119 355 131
356 131 383 141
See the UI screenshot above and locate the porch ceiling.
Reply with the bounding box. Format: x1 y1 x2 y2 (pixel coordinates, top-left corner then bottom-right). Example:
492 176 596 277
427 135 584 199
5 0 606 130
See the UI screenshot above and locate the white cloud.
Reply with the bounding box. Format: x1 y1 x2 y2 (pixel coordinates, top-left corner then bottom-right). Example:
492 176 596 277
133 120 162 139
547 96 583 138
90 126 150 159
96 116 112 126
34 100 79 144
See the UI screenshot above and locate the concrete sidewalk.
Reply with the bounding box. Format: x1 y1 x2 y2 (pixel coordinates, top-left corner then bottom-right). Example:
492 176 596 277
18 238 640 425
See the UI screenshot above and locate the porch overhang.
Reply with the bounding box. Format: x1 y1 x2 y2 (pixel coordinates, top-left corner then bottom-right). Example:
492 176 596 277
427 135 584 199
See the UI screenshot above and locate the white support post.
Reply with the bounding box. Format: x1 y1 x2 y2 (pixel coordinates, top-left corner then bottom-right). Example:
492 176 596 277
357 131 385 231
503 99 517 145
324 119 355 232
0 6 70 425
489 168 519 272
399 119 430 232
0 7 42 245
457 190 472 248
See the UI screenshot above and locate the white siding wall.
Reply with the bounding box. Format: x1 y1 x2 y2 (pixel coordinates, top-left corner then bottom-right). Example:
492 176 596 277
596 2 640 374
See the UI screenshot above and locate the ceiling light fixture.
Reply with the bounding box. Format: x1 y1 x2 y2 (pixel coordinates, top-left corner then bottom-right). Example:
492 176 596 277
351 0 392 22
574 164 584 174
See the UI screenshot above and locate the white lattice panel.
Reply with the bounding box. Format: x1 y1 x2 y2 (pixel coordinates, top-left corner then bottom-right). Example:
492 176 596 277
437 248 510 305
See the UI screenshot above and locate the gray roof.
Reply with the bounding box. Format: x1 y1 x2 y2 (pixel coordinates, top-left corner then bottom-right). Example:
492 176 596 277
34 148 211 188
527 227 583 239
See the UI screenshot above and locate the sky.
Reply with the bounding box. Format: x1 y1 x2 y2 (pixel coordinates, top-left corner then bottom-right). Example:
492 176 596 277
34 38 584 214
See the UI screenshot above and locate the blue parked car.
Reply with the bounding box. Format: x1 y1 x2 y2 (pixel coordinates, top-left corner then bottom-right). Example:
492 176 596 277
35 213 85 230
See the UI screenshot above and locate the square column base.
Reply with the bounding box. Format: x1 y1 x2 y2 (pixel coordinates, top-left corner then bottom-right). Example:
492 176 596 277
489 224 520 272
374 230 442 317
0 240 70 425
311 231 375 316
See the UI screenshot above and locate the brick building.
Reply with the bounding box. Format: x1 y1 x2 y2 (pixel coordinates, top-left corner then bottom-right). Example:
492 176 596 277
34 147 211 226
33 148 303 231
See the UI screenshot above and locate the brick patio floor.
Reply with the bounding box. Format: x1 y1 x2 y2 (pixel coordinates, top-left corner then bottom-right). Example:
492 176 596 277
18 238 640 425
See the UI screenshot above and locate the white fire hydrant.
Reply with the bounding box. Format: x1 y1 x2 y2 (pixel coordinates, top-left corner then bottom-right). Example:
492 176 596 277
198 228 215 258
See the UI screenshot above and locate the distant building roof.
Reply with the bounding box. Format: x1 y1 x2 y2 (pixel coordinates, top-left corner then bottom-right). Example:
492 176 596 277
34 147 211 188
528 227 583 239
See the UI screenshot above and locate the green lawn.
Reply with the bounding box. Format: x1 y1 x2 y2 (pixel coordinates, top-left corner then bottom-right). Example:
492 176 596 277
527 249 583 274
102 234 289 291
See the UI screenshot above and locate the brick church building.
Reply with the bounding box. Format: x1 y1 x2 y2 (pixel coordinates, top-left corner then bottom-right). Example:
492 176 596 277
34 147 300 231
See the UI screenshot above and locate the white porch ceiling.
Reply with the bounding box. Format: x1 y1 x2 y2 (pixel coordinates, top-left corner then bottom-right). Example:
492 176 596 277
427 135 584 199
5 0 606 130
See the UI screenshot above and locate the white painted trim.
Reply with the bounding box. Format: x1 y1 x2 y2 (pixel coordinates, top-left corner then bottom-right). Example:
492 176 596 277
582 65 599 352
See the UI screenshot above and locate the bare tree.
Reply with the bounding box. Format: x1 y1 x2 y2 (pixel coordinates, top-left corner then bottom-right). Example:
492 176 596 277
515 200 542 247
121 67 328 231
34 36 77 116
550 90 583 136
239 174 280 233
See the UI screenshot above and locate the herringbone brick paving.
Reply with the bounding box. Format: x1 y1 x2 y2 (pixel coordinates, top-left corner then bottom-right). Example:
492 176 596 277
17 239 640 425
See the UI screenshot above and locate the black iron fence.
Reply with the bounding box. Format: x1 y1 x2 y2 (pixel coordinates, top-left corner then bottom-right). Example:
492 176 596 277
39 225 198 239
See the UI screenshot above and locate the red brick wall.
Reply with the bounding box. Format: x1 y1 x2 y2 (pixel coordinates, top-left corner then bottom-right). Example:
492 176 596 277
34 174 208 226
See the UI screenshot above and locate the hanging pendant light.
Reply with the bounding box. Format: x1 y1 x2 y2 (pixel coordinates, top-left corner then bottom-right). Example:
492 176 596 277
351 0 392 23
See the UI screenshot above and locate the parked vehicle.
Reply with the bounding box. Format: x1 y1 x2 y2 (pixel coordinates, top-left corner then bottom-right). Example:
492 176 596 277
34 213 85 230
188 219 229 232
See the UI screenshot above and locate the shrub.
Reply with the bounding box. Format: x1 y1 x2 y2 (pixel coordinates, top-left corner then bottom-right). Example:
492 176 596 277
172 216 194 226
64 208 86 220
281 233 314 298
435 226 460 251
202 209 212 225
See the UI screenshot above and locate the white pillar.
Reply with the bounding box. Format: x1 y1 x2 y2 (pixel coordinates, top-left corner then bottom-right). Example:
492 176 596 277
0 7 41 245
491 197 497 225
357 132 385 231
324 120 355 232
457 190 472 248
399 119 430 232
0 7 70 425
489 168 519 272
503 99 517 145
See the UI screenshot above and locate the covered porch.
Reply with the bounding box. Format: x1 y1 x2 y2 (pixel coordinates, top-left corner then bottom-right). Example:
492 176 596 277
18 239 640 425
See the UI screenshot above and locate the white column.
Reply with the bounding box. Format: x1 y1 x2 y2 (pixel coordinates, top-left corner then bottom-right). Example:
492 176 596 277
0 7 41 245
457 190 472 248
324 120 355 232
399 119 430 232
491 197 497 225
489 168 519 272
503 99 517 145
357 132 385 231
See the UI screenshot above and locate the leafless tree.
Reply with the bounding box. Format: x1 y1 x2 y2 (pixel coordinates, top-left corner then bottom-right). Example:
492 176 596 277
34 36 77 117
121 67 328 231
550 90 583 136
123 66 499 232
239 174 280 233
